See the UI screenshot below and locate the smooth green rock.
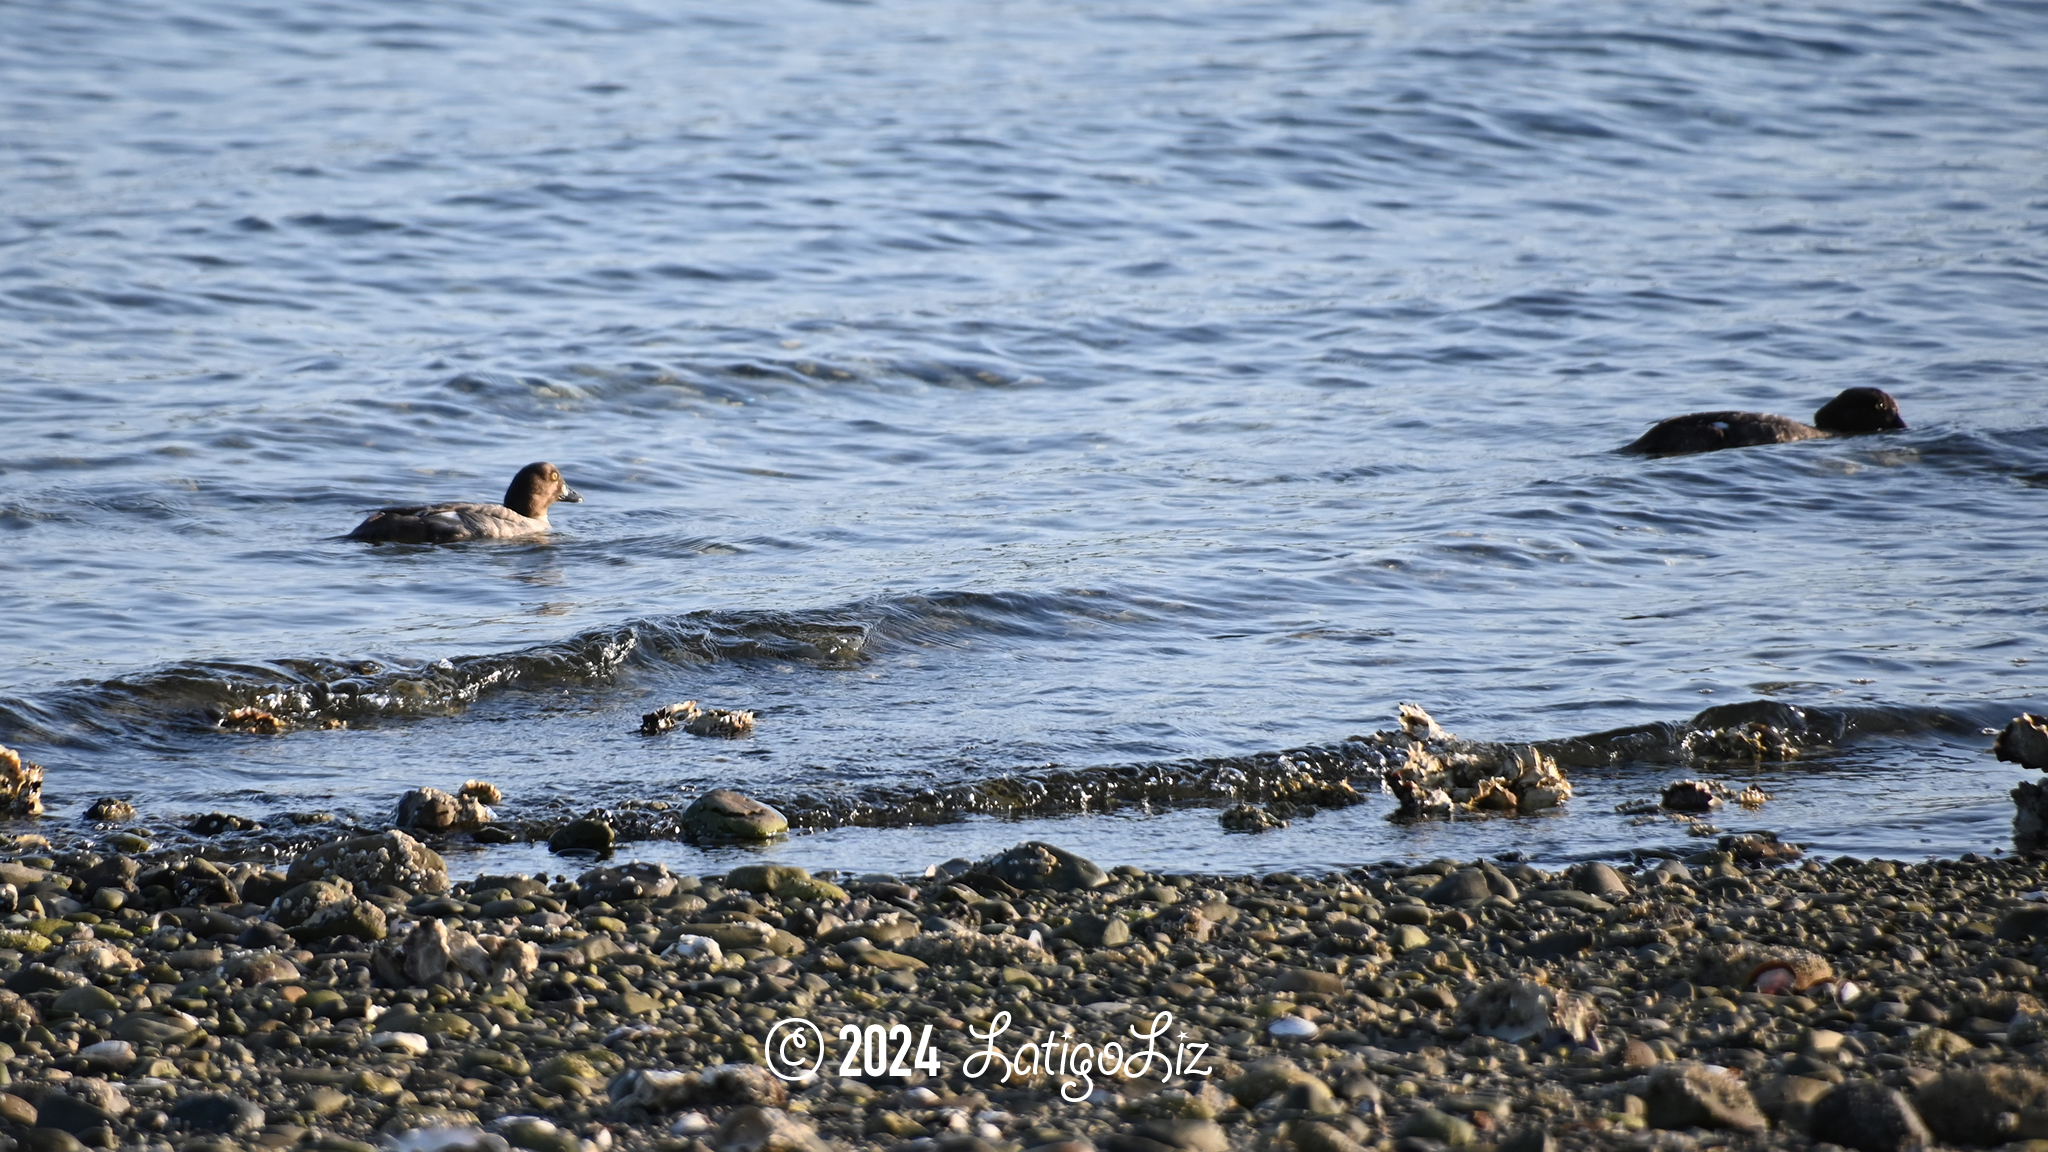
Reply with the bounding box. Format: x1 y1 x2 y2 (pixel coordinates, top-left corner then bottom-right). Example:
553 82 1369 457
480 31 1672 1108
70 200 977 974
49 985 121 1018
680 790 788 843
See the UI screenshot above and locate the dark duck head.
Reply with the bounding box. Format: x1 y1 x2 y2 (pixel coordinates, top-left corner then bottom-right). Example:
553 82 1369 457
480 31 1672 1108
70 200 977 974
1811 387 1908 435
504 461 583 517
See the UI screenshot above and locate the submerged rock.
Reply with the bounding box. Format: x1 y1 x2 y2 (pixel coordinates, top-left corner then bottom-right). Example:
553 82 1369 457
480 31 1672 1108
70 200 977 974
1661 779 1720 812
680 790 787 843
217 707 286 734
548 817 615 855
82 798 133 822
187 812 261 836
1218 803 1287 832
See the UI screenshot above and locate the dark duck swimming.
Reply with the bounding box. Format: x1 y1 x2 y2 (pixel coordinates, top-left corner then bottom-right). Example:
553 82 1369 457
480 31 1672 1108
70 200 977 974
1622 387 1907 457
347 462 583 544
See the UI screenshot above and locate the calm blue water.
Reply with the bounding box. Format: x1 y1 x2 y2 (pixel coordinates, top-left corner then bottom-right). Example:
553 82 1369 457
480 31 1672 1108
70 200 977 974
3 0 2045 873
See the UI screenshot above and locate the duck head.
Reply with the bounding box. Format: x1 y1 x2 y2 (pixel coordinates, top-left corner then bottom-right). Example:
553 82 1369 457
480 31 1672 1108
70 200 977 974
1813 387 1907 435
504 462 583 518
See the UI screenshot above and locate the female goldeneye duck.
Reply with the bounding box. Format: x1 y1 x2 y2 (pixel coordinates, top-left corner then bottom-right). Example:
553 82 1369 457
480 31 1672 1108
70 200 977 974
1621 387 1906 456
346 461 583 544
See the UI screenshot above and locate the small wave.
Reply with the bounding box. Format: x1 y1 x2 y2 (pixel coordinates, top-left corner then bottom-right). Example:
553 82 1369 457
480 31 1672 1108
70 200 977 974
0 589 1152 747
0 611 865 747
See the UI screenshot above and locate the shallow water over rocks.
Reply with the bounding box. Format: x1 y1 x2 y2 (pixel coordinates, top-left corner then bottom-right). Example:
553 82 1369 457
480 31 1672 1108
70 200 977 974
2 0 2045 871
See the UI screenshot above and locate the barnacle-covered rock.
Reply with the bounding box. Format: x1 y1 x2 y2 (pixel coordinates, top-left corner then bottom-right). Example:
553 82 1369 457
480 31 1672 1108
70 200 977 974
0 745 44 817
1682 721 1801 763
218 707 286 734
1383 707 1570 820
1463 978 1599 1045
394 786 494 834
286 829 449 895
1663 780 1721 812
641 701 756 738
1219 803 1287 832
1997 714 2048 771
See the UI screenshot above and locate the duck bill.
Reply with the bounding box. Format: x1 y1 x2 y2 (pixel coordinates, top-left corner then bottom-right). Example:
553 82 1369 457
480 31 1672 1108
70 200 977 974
559 485 584 503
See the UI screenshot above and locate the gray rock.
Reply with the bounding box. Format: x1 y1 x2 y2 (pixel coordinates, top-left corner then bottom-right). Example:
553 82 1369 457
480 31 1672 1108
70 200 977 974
29 1096 112 1136
49 985 121 1018
1424 869 1491 906
1059 914 1130 948
1476 862 1520 900
25 1129 84 1152
2000 904 2048 942
286 830 448 895
395 786 492 833
293 896 388 942
2016 780 2048 855
983 841 1108 892
1530 889 1613 914
239 869 292 906
1572 861 1631 899
714 1105 823 1152
547 817 615 855
579 862 676 903
1276 968 1344 996
168 1093 264 1137
1126 1121 1228 1152
267 879 352 928
1809 1080 1930 1152
110 1012 202 1046
1644 1063 1766 1133
498 1118 578 1152
1755 1075 1832 1134
1913 1067 2048 1145
225 950 299 985
1496 1129 1552 1152
1397 1108 1475 1147
680 790 788 843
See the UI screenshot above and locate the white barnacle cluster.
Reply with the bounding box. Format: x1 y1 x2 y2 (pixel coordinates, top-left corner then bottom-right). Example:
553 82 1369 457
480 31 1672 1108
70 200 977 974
1382 705 1571 822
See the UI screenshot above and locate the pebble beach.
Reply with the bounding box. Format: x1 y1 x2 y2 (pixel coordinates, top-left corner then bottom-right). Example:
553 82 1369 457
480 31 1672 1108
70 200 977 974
1 826 2045 1152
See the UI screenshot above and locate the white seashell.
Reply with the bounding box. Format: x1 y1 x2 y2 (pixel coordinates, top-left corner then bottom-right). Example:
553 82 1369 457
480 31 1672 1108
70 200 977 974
372 1031 430 1056
1268 1015 1320 1039
661 934 724 967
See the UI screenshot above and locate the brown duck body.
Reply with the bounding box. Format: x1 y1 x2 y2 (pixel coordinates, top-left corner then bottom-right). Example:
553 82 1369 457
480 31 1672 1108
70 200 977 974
348 462 582 544
1622 387 1906 457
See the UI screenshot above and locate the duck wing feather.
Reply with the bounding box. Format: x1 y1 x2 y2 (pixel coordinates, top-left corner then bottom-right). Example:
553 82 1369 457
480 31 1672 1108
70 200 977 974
1622 411 1824 456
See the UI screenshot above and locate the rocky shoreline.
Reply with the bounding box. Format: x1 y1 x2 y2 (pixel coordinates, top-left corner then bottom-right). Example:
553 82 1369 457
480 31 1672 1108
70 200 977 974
0 832 2039 1152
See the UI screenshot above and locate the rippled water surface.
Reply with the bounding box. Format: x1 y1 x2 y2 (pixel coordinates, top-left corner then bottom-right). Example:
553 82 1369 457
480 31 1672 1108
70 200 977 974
4 0 2045 871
